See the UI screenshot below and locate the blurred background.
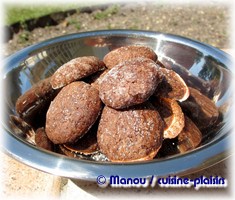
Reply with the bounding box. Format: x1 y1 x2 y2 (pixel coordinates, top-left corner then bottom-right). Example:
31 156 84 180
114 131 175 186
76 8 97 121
4 1 231 56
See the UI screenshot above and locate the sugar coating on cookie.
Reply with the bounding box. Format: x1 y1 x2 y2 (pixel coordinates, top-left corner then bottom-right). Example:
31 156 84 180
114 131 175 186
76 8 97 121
97 103 164 162
99 57 163 109
51 56 104 89
103 45 158 69
46 81 102 144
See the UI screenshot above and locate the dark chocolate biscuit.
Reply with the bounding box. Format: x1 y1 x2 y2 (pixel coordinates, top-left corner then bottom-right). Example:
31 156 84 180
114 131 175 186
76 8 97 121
51 56 104 89
180 87 219 130
99 58 163 109
155 68 189 102
15 77 58 128
61 119 99 156
97 103 164 162
152 97 185 139
35 127 54 151
178 115 202 153
61 132 98 156
46 81 102 144
103 45 158 69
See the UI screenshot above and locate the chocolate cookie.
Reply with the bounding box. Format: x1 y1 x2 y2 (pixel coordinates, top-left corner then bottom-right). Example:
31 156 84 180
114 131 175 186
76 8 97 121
103 45 158 69
152 97 185 139
15 77 59 128
180 87 219 130
35 127 54 151
90 69 110 90
61 132 98 157
155 68 189 102
46 81 102 144
50 56 104 89
178 116 202 153
99 58 163 109
61 119 99 156
97 103 164 162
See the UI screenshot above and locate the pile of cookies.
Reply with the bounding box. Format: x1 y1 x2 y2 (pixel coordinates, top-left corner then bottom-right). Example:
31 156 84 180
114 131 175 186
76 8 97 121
12 45 219 162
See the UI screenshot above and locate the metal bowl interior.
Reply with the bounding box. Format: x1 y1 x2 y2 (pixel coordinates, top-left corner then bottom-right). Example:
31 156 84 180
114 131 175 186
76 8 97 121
2 30 234 180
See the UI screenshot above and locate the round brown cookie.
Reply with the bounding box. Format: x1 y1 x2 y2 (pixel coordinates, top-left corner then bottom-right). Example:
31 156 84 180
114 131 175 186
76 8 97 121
178 115 202 153
97 103 164 162
50 56 104 89
151 97 184 139
99 57 163 109
46 81 102 144
62 120 99 156
89 69 110 91
15 77 59 128
155 68 189 102
103 45 158 69
35 127 54 151
179 87 219 130
62 137 98 156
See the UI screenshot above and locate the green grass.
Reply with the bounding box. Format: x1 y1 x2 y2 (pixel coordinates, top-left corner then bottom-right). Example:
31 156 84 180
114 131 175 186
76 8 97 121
94 5 119 20
5 4 120 26
67 19 81 30
5 4 79 25
18 31 30 43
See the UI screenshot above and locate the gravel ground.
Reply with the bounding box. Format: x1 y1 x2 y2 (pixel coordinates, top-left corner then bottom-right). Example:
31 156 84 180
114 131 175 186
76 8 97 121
4 3 231 56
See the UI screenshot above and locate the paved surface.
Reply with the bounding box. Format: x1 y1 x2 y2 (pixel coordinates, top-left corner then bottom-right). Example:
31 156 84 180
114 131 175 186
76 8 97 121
0 152 231 199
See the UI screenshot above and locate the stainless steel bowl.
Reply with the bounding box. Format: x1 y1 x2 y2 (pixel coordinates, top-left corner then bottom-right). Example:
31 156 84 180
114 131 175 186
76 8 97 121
2 30 233 180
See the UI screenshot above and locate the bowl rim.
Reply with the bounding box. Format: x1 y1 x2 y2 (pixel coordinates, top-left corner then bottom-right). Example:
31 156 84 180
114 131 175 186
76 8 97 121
1 30 233 180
